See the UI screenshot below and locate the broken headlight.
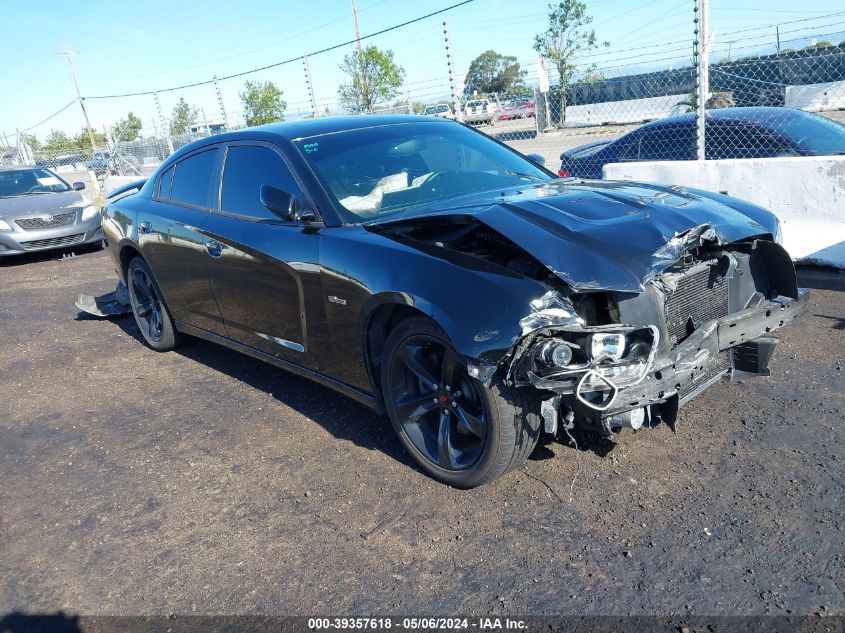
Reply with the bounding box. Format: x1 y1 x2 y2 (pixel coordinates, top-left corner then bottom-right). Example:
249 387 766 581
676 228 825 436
591 333 625 363
529 327 658 390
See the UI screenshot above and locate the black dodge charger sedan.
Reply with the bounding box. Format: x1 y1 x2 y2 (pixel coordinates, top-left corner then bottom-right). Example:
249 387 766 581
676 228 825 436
101 115 808 487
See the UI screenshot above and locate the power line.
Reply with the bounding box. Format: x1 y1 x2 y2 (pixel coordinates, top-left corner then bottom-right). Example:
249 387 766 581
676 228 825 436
87 0 478 100
17 98 79 134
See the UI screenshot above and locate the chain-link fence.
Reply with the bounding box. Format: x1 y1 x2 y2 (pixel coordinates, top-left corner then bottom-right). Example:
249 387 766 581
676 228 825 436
3 5 844 186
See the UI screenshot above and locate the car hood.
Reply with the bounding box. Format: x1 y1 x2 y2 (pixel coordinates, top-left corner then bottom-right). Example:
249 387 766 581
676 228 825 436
0 191 87 218
373 179 775 293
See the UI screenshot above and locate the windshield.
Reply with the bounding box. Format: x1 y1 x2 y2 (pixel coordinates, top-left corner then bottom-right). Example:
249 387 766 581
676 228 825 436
0 168 71 197
295 122 552 222
781 111 845 155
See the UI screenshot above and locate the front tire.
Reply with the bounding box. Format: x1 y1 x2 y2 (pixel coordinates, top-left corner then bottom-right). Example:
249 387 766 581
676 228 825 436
381 317 541 488
126 256 181 351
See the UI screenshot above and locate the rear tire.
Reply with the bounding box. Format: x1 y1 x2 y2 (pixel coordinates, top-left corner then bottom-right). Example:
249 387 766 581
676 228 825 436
381 317 541 488
126 256 181 352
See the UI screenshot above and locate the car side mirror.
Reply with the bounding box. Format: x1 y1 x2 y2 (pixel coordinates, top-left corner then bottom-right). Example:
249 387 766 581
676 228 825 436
72 182 85 191
260 184 315 223
525 153 546 167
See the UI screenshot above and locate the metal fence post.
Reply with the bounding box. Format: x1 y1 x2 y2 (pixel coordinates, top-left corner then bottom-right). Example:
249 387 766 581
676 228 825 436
443 21 463 123
695 0 710 161
154 92 175 155
213 76 229 130
302 57 318 119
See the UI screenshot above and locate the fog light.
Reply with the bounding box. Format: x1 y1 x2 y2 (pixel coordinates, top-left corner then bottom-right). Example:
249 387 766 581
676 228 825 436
591 333 626 362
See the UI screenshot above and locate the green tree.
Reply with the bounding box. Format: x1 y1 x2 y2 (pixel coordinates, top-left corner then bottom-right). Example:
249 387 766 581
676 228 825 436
74 128 108 151
240 80 287 126
534 0 607 125
169 97 198 136
112 112 143 142
338 45 405 114
43 129 76 152
463 50 527 97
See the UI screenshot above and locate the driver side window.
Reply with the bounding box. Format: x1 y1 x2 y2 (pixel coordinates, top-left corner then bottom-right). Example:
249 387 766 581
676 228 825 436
220 145 302 221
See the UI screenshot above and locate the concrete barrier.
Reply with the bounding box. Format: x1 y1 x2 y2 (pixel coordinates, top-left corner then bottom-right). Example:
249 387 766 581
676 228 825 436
564 94 688 127
603 156 845 268
785 80 845 111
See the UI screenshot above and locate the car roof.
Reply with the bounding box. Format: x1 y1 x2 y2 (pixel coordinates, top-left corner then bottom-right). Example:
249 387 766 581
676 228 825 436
246 114 449 141
0 165 39 172
163 115 455 164
638 106 813 132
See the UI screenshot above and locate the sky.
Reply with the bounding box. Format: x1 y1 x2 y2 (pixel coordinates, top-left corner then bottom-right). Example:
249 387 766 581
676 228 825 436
3 0 844 142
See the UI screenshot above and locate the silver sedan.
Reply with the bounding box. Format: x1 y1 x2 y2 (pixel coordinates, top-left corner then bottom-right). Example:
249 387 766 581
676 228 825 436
0 166 103 257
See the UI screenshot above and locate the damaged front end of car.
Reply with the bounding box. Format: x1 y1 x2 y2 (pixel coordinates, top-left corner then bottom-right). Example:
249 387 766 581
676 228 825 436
504 229 809 438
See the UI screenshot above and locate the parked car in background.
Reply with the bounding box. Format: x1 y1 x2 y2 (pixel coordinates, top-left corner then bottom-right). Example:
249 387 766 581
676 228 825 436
498 98 536 121
102 115 805 487
423 103 456 120
35 152 85 170
0 166 102 257
85 151 112 175
558 106 845 178
461 99 499 126
85 150 142 176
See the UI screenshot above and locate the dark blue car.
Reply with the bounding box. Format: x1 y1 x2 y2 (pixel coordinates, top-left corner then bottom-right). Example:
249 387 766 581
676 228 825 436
558 107 845 179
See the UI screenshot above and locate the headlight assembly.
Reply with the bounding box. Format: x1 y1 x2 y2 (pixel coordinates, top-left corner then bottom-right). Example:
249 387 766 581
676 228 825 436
0 218 12 231
81 205 99 221
591 333 626 362
528 326 658 390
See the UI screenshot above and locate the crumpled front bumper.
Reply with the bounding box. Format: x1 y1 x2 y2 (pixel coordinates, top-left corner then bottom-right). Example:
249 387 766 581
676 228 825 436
529 289 810 417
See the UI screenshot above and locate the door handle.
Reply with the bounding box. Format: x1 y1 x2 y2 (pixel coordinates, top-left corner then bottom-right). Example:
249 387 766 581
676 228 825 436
139 221 152 234
204 240 223 258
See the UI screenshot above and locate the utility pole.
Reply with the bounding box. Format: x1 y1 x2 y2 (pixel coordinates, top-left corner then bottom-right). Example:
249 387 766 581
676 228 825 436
776 26 781 53
694 0 710 161
443 21 463 122
213 76 229 130
55 47 98 151
351 0 370 112
302 56 318 118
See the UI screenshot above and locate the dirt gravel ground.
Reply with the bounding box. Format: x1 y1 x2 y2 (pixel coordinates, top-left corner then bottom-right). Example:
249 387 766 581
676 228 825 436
0 248 843 617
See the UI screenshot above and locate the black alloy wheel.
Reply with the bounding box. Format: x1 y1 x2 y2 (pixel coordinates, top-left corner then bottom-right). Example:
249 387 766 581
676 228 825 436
381 317 542 488
129 266 164 343
388 334 488 471
126 256 181 352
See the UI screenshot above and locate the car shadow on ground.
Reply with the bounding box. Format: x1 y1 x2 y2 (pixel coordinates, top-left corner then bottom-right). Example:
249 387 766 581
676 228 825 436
0 612 81 633
103 314 421 472
89 312 617 475
0 243 103 268
796 264 845 291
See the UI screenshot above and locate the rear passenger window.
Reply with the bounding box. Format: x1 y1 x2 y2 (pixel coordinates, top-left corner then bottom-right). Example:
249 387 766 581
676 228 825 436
221 145 302 220
170 149 219 208
638 126 695 161
157 165 174 199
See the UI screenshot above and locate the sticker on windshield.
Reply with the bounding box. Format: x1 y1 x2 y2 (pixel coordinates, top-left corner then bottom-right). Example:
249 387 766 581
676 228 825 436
36 177 61 187
303 142 319 154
